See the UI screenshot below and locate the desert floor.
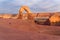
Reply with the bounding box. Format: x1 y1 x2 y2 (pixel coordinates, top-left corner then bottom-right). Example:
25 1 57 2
0 18 60 40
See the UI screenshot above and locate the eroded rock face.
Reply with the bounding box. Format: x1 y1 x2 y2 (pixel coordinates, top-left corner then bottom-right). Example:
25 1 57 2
49 14 60 23
17 6 33 20
49 13 60 25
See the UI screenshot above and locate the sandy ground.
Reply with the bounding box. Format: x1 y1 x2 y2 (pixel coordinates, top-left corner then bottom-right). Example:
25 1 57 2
0 18 60 40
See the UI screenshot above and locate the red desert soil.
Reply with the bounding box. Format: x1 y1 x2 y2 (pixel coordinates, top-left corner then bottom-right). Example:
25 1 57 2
0 18 60 40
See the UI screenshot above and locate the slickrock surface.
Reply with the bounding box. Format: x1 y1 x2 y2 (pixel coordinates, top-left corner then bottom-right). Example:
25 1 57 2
0 18 60 40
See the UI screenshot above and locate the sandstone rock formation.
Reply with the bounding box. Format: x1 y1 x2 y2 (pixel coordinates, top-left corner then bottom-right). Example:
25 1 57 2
0 5 60 26
0 14 12 19
49 13 60 25
17 6 33 20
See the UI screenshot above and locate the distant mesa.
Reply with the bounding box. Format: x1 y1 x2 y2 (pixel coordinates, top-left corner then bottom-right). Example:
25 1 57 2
0 14 12 19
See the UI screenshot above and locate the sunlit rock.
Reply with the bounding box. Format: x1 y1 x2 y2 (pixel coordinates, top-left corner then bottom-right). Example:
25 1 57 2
17 6 33 20
49 13 60 25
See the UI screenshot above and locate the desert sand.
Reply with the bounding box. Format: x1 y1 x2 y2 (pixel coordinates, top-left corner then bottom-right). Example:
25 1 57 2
0 18 60 40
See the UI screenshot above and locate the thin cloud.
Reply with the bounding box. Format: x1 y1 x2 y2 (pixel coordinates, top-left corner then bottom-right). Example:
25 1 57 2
11 0 41 6
0 0 60 13
0 0 5 2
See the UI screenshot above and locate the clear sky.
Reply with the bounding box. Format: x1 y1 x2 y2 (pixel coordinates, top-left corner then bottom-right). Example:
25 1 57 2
0 0 60 14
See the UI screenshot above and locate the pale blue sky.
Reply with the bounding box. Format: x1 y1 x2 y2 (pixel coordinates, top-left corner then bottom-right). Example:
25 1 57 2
0 0 60 14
